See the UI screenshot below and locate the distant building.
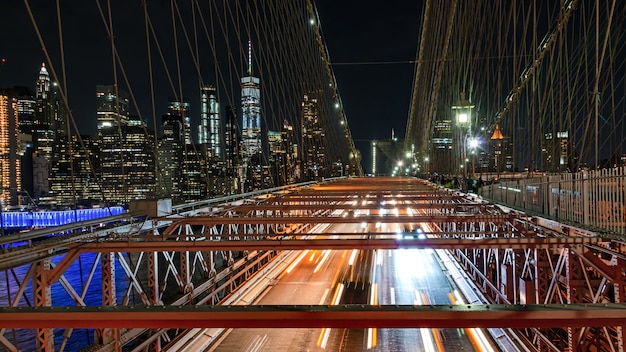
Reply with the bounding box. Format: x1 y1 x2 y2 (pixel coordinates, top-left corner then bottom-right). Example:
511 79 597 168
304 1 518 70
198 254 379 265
241 41 262 163
268 120 299 185
542 131 571 172
96 85 129 131
223 105 241 194
224 105 240 167
431 117 453 174
199 86 221 158
36 63 67 195
98 87 155 204
123 118 156 201
473 116 491 173
10 86 37 201
281 120 296 184
167 98 192 145
14 86 36 141
158 113 185 201
490 124 513 173
35 64 54 162
32 152 49 200
181 144 207 201
49 135 101 206
301 93 326 180
198 87 210 145
268 130 285 186
0 91 21 206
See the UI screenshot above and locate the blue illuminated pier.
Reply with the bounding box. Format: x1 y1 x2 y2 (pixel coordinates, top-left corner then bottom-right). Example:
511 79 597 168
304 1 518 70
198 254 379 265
0 207 125 230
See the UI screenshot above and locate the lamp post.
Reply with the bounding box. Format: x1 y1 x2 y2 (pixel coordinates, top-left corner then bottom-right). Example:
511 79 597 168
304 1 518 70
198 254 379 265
452 92 474 191
468 137 480 176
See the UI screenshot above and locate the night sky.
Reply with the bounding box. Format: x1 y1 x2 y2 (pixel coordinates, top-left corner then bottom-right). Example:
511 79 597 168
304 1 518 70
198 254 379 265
0 1 423 152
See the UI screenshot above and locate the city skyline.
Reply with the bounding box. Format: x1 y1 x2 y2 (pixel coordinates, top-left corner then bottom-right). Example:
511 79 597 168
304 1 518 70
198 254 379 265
0 52 338 207
0 1 421 144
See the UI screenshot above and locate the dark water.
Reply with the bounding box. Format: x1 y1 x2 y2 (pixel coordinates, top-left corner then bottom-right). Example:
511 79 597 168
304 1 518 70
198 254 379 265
1 249 235 352
1 252 139 352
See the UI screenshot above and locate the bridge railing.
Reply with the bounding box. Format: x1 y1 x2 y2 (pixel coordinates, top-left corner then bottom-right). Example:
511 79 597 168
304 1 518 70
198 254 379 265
171 177 346 215
482 166 626 236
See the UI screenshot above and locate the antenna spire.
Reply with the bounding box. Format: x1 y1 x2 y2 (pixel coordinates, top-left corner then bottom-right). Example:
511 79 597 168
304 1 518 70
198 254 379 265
247 40 252 76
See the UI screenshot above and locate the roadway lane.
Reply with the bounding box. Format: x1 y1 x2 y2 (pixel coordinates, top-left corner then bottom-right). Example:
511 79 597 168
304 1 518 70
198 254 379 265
374 245 477 351
208 222 359 352
336 222 479 351
208 220 483 351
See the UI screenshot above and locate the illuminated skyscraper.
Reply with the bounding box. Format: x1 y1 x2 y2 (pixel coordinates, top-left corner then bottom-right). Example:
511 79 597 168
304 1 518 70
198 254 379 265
14 87 36 144
490 124 513 173
268 130 284 186
96 85 129 130
158 113 184 201
431 116 454 174
281 120 296 184
49 135 100 206
221 105 242 194
11 87 37 200
181 144 206 200
542 130 570 172
35 63 65 163
97 85 155 204
32 64 68 204
241 41 262 161
198 87 210 144
100 117 155 204
168 98 192 145
36 63 50 100
224 105 240 166
301 93 326 179
0 91 21 206
199 86 221 158
124 118 156 201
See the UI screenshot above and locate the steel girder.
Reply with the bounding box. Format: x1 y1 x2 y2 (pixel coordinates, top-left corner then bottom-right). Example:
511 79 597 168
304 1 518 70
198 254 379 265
162 214 515 233
451 242 626 351
3 304 626 329
77 237 607 253
0 245 279 351
33 260 53 352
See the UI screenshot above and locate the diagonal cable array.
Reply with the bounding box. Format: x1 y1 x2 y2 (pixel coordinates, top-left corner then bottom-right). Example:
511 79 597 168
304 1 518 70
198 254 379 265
407 0 626 173
22 0 361 207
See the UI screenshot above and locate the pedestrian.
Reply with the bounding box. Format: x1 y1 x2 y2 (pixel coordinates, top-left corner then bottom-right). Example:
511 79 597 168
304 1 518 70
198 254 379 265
477 176 484 196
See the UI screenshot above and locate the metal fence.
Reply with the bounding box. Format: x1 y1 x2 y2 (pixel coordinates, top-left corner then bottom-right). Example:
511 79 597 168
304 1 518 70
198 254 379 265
482 167 626 234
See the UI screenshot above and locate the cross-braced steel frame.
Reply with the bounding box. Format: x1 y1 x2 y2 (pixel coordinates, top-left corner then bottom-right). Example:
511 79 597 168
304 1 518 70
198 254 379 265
0 178 624 352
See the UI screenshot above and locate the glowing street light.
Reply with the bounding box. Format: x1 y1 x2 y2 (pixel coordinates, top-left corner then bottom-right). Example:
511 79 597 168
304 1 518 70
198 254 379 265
468 137 481 176
452 92 474 191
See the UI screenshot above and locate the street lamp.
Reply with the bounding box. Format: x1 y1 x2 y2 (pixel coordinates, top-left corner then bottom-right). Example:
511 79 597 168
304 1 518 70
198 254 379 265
468 137 480 177
452 92 474 191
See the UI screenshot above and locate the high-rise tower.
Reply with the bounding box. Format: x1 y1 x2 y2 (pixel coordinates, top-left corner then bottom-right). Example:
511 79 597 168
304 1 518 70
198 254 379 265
199 86 221 158
301 93 325 179
167 98 191 145
158 112 184 200
34 63 55 163
96 85 129 130
0 91 21 206
36 63 50 100
241 41 262 161
199 88 209 144
224 105 240 166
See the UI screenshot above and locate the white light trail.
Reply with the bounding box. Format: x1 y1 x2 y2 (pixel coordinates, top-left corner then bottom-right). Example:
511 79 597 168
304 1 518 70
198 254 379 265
314 250 331 273
348 249 358 266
